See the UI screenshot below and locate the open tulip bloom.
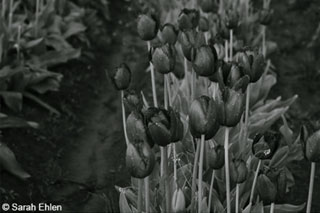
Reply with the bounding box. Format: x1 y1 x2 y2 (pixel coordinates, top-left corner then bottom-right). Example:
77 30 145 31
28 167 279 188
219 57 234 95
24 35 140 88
117 1 309 213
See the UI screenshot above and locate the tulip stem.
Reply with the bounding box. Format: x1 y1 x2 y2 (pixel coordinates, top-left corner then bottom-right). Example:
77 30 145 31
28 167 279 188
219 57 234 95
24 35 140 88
191 69 196 100
270 202 275 213
163 146 171 213
236 184 240 213
144 177 150 213
248 159 262 212
225 40 229 62
230 29 233 61
138 179 143 213
148 41 158 108
191 139 201 212
208 169 216 212
306 162 316 213
244 83 251 144
224 127 231 213
198 134 205 213
205 32 209 44
35 0 40 36
262 25 266 58
121 91 129 145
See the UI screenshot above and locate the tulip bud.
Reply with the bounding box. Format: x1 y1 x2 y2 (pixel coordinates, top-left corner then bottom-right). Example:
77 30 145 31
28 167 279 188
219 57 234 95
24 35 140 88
172 188 186 213
237 49 265 83
252 132 280 160
189 96 220 140
152 44 176 74
126 142 155 178
259 9 273 26
160 23 178 45
124 90 143 111
179 30 206 61
137 14 158 41
305 129 320 162
178 9 200 31
108 63 131 90
225 9 239 29
230 159 248 183
208 144 224 169
192 45 218 77
144 107 183 146
198 16 209 32
126 111 152 146
200 0 218 13
257 174 277 203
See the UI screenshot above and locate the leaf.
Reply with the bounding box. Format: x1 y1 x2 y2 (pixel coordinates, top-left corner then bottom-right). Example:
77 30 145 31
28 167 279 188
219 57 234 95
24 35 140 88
269 146 289 169
263 203 305 213
0 142 31 180
63 22 86 39
251 201 264 213
0 113 38 129
0 66 24 81
280 117 294 146
0 92 23 112
23 92 60 115
22 38 44 49
119 192 133 213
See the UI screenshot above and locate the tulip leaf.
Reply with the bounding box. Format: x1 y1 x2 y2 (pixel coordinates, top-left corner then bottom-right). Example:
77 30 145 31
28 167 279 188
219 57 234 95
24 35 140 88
0 113 39 129
263 203 305 213
119 192 133 213
269 146 289 169
0 91 23 112
279 118 294 146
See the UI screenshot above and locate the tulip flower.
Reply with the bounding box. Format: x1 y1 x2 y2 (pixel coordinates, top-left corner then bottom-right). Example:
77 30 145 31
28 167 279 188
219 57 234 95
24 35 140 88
215 63 250 127
160 23 178 45
177 9 199 31
257 174 277 204
108 63 131 90
259 9 273 26
144 107 183 147
199 16 209 32
151 44 176 74
189 96 220 140
125 141 155 179
225 9 239 29
200 0 218 13
123 90 143 112
192 45 218 77
230 159 248 184
236 49 265 83
179 29 206 61
252 132 280 160
208 144 225 169
137 14 158 41
172 188 186 213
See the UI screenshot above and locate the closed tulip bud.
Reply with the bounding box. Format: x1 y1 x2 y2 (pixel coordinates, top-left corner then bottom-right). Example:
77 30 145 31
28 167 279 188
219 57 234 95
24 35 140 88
199 16 209 32
208 144 225 169
152 44 176 74
160 23 178 45
225 9 239 29
172 188 186 213
108 63 131 90
192 45 218 77
126 111 152 146
230 159 248 183
259 9 273 26
252 132 280 160
200 0 218 13
178 9 200 31
144 107 183 146
304 129 320 162
257 174 277 203
137 14 158 41
126 142 155 179
189 96 220 140
237 49 265 82
123 90 143 111
179 30 206 61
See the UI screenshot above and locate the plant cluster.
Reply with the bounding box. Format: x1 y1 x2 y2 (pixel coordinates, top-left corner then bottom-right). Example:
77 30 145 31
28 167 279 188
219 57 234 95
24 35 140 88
111 0 320 212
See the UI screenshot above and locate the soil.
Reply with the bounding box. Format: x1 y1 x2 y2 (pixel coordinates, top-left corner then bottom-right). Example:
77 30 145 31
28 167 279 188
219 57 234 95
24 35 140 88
1 0 320 212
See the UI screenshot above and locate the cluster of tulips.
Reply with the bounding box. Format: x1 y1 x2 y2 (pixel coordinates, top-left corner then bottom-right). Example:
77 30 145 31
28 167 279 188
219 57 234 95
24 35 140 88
108 0 320 212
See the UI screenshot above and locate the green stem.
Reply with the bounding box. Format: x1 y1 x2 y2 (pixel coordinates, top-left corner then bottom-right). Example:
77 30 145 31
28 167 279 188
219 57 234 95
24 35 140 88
225 40 228 62
230 29 233 61
121 91 129 145
243 84 251 143
138 179 143 213
306 162 316 213
2 0 6 19
190 140 200 212
262 25 266 57
8 0 13 30
198 134 205 213
236 184 240 213
208 169 216 212
224 127 231 213
148 41 158 108
270 202 275 213
248 159 262 212
144 177 150 213
163 146 170 213
35 0 40 36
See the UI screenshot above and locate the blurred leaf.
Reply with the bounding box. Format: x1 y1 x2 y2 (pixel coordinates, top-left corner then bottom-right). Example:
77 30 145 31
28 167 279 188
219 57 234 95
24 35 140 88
23 92 60 115
0 142 31 180
263 203 305 213
0 113 38 129
0 66 24 81
63 22 86 39
269 146 289 169
0 92 22 112
119 192 133 213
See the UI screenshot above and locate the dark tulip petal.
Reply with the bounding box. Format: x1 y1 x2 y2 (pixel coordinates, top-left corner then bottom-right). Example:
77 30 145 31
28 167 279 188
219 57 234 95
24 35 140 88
224 89 245 127
208 144 225 169
148 122 171 146
306 129 320 162
137 14 158 41
160 23 178 45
